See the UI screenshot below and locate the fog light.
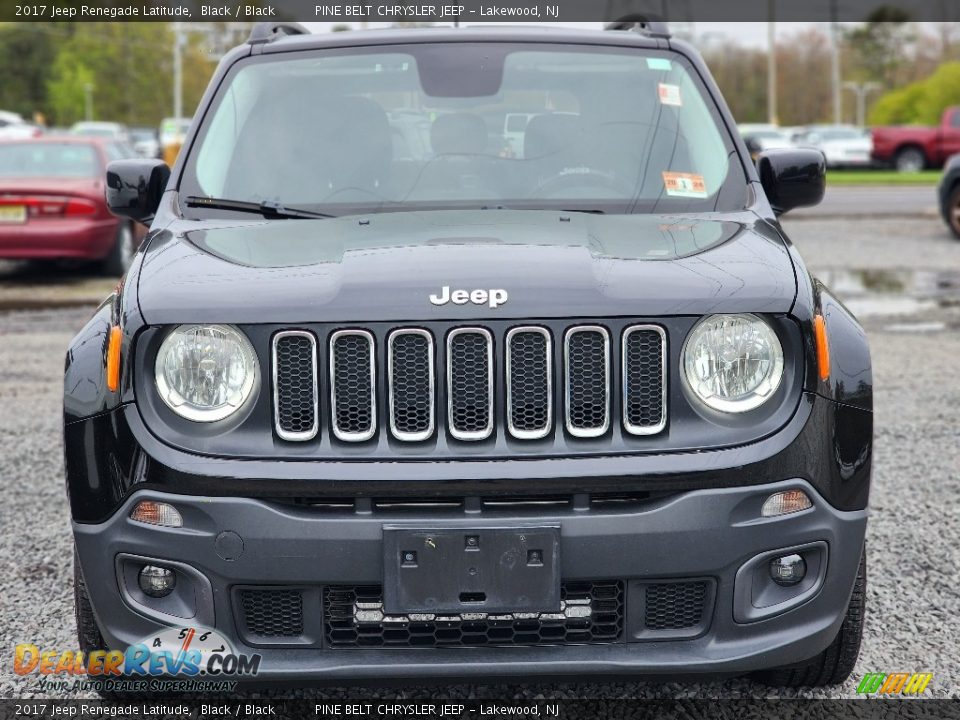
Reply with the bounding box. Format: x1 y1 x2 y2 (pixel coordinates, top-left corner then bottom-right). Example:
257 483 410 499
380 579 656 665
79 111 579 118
138 565 176 598
761 489 812 517
130 501 183 528
769 554 806 586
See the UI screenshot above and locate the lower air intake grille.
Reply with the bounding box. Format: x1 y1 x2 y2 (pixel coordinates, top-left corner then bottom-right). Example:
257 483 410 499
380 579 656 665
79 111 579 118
273 332 318 441
324 581 624 648
643 581 708 630
239 589 304 638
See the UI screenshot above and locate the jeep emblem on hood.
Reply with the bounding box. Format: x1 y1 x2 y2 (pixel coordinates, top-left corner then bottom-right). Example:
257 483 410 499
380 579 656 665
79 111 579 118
430 286 509 309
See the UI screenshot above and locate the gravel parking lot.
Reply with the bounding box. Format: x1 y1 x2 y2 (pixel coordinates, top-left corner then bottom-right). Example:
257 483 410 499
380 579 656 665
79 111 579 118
1 212 959 701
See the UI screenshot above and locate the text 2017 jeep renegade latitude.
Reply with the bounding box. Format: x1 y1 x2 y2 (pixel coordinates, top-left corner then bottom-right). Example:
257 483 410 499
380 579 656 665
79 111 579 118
65 20 871 688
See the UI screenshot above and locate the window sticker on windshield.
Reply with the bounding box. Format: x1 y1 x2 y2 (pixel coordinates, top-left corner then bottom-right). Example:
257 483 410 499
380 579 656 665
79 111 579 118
663 172 707 198
646 57 673 71
658 83 682 106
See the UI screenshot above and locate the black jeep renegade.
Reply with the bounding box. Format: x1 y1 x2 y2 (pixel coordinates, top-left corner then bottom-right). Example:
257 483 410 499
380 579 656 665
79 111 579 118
65 20 871 688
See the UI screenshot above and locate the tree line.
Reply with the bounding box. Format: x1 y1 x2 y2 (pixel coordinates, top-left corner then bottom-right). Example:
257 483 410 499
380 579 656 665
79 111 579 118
3 20 960 129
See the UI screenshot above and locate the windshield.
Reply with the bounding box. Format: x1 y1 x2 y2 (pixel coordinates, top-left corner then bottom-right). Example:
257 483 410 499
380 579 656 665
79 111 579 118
0 143 99 178
181 43 747 217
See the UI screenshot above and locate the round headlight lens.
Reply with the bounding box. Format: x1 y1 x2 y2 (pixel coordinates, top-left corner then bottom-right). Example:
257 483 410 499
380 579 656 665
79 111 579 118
155 324 258 422
682 313 784 413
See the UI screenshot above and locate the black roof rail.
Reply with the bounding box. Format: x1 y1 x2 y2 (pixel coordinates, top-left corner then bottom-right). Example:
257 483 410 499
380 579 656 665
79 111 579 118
604 15 671 39
248 22 310 45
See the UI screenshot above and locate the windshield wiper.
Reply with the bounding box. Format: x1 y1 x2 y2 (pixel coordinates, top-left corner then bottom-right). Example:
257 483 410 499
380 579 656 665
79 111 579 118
184 196 336 219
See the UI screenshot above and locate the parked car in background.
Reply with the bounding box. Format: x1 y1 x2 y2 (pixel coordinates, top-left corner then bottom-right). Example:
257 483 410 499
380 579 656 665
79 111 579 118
0 137 144 274
129 126 161 159
796 125 873 168
159 116 192 164
738 124 794 160
937 154 960 239
871 107 960 172
0 110 42 140
70 121 131 145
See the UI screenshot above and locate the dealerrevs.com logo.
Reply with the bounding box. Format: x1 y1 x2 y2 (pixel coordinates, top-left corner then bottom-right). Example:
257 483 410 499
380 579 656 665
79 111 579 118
14 627 261 693
856 672 933 695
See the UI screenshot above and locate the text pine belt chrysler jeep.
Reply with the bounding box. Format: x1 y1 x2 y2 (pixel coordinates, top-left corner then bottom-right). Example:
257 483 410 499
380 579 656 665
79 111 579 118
65 20 871 689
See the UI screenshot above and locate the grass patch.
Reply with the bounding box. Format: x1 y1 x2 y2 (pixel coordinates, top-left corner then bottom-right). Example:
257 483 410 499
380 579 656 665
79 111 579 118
827 170 941 186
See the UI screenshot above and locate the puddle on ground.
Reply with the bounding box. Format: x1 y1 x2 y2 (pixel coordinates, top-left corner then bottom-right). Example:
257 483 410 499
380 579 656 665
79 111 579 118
816 268 960 324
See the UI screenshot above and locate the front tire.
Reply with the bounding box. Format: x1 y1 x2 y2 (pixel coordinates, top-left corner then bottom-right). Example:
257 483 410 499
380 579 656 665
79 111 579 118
75 547 107 656
753 548 866 688
894 146 925 173
946 185 960 239
99 222 135 276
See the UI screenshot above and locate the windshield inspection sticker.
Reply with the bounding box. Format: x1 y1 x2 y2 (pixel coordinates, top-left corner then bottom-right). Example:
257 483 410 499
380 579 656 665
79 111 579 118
663 172 708 198
646 57 673 71
658 83 682 106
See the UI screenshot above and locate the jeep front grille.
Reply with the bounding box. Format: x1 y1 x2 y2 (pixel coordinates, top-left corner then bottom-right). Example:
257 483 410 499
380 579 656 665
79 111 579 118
506 327 552 439
447 328 494 441
388 329 435 441
622 326 667 435
271 323 666 444
564 326 610 437
330 330 376 442
272 331 319 441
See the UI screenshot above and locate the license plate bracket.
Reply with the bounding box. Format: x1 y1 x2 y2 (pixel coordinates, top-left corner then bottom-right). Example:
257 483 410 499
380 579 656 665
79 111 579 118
382 526 560 615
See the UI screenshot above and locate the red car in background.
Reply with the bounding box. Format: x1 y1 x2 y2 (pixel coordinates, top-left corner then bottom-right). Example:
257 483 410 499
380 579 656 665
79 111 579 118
871 106 960 172
0 136 145 274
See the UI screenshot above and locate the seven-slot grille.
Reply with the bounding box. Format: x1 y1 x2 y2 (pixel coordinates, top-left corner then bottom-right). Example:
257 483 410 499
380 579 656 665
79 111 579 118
272 324 666 443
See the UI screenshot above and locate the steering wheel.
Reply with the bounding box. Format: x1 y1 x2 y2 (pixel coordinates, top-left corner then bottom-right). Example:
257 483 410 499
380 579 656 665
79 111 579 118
531 168 637 199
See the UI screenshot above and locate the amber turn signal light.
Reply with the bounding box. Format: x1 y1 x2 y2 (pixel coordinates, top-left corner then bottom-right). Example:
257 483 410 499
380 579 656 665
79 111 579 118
106 325 122 392
813 314 830 381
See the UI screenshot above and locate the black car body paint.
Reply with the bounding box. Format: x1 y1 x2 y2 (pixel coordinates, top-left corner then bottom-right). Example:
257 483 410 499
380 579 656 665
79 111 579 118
64 25 871 685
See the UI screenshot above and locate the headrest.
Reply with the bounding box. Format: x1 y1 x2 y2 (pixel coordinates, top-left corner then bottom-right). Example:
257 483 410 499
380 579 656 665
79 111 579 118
523 113 580 159
430 113 488 155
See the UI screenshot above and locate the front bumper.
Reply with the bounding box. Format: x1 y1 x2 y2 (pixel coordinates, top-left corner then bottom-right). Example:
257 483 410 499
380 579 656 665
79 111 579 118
73 479 867 682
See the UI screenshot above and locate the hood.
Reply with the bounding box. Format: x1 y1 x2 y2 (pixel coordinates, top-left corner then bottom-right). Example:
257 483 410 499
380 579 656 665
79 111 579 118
136 210 796 324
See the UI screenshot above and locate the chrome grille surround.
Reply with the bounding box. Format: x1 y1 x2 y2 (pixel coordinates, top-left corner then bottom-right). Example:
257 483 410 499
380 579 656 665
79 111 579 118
622 324 668 436
387 328 435 442
329 329 377 442
271 330 319 442
270 321 667 445
505 326 553 440
446 327 494 441
563 325 611 438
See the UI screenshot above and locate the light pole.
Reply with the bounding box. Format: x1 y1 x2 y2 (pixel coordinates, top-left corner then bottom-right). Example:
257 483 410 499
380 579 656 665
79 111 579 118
172 22 184 121
83 83 94 121
767 3 777 125
829 2 842 125
843 81 882 127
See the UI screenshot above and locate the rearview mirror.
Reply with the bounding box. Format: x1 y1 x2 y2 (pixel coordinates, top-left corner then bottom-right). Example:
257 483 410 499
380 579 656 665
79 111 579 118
757 148 826 215
105 159 170 225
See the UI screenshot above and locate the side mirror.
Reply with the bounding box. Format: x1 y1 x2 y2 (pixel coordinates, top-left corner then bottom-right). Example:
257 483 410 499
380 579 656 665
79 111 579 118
757 148 826 215
105 159 170 225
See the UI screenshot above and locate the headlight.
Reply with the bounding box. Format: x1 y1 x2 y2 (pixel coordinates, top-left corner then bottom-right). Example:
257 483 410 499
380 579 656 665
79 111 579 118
155 324 258 422
681 314 784 413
